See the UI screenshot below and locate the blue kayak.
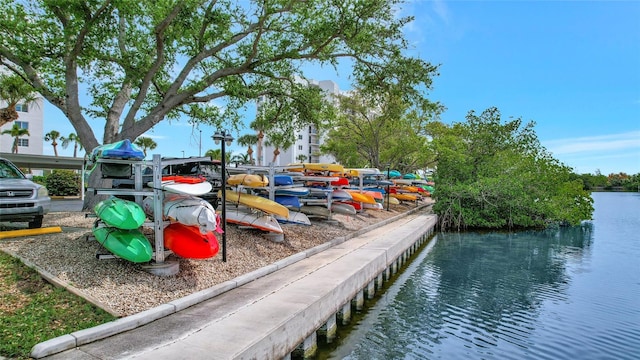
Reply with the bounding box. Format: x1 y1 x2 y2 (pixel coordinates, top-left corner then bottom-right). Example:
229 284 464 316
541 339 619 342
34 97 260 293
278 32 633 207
91 139 145 161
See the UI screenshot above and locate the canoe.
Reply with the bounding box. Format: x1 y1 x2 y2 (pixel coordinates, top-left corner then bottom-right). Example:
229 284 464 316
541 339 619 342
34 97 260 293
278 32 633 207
90 139 145 161
390 193 418 201
92 223 152 263
386 169 402 178
331 189 353 201
344 190 377 204
219 189 289 218
288 163 345 173
273 195 301 208
142 194 220 235
341 201 363 211
294 175 340 183
223 207 284 233
274 187 310 197
163 222 219 259
331 202 357 215
228 173 269 187
330 177 349 186
384 195 401 205
274 210 311 226
363 190 384 203
299 205 331 217
345 168 381 176
363 202 384 210
147 178 213 196
94 197 146 230
274 175 293 186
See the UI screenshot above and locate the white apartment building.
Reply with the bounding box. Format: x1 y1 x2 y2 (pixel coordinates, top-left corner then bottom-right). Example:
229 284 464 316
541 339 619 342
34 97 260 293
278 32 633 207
259 79 340 166
0 96 45 156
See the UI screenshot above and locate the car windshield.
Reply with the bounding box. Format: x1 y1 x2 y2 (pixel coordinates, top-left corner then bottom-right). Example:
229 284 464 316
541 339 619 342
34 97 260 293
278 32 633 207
0 160 25 179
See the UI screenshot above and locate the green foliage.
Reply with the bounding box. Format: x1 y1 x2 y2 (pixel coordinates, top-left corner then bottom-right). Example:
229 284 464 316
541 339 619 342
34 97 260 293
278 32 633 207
430 107 594 230
322 88 441 170
572 171 640 191
0 0 434 154
45 170 80 196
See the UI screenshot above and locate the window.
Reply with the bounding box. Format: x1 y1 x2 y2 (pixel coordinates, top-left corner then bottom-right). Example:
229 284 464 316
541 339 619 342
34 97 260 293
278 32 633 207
15 103 29 112
298 145 303 150
298 134 303 140
17 138 29 147
15 121 28 130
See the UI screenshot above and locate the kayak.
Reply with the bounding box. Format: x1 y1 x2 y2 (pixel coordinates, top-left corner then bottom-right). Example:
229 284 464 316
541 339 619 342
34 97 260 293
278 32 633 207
92 223 153 263
163 222 219 259
94 197 146 230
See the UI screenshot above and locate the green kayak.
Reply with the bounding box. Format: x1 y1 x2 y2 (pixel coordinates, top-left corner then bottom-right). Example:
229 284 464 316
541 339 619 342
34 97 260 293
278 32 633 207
94 197 146 230
92 223 153 263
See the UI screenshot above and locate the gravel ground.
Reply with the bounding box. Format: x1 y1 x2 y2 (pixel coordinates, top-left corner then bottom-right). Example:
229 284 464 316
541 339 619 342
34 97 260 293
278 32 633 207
0 200 432 317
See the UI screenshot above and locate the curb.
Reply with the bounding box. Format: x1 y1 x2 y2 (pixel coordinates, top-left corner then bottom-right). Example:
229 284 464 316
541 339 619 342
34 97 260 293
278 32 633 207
29 203 433 358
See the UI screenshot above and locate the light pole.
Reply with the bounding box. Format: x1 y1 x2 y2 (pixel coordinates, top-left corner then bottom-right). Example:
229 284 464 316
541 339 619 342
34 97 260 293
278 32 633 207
213 130 234 262
181 150 185 158
386 163 391 211
199 129 202 157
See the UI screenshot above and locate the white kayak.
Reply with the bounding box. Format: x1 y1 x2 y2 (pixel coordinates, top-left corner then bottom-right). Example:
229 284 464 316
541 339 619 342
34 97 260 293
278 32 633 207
223 206 284 233
274 210 312 226
143 194 220 234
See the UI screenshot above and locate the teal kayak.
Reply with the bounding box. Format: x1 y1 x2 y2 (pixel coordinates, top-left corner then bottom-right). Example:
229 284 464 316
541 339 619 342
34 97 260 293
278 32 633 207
94 197 146 230
92 223 153 263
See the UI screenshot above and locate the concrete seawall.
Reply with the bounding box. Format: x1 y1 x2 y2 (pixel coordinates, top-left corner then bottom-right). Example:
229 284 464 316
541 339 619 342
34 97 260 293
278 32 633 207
34 208 437 359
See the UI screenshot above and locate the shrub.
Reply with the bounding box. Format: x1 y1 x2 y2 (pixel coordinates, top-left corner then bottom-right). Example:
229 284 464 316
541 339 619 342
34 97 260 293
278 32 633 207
45 170 80 196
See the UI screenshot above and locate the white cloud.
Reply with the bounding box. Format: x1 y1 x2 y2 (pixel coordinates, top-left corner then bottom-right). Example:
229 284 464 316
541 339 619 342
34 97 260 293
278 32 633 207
544 131 640 155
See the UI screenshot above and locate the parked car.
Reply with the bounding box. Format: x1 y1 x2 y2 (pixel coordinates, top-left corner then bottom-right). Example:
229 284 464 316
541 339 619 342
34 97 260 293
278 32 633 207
112 157 224 208
0 157 51 228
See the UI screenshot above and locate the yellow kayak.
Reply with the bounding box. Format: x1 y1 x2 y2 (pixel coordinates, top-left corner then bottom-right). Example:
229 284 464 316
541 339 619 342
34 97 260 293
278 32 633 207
227 173 269 187
390 193 418 201
288 163 345 173
344 190 377 204
219 190 289 218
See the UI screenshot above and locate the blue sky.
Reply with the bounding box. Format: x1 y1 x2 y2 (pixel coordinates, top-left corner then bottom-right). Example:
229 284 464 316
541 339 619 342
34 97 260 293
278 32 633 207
43 0 639 175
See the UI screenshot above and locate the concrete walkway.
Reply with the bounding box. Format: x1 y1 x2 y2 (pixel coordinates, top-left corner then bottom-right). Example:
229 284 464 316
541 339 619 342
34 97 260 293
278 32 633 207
34 209 437 359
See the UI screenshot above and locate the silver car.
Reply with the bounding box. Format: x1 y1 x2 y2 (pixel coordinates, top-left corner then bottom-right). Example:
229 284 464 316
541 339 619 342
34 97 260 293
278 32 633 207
0 157 51 228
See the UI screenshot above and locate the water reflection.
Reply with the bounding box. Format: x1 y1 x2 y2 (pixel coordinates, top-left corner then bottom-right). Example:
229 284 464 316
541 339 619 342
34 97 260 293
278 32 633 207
333 224 603 359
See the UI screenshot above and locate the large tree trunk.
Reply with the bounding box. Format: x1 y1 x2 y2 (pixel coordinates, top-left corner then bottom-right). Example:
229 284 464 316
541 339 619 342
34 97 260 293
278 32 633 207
82 165 114 211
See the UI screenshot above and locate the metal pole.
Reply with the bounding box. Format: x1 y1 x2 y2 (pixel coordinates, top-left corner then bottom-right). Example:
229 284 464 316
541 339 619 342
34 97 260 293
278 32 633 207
221 134 227 262
199 130 202 157
386 165 390 211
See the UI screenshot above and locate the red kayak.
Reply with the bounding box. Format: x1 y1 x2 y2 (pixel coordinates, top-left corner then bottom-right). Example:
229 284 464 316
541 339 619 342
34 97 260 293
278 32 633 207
164 222 219 259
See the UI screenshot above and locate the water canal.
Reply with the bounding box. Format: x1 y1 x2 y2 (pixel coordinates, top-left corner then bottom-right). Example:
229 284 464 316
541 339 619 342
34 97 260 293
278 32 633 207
323 192 640 359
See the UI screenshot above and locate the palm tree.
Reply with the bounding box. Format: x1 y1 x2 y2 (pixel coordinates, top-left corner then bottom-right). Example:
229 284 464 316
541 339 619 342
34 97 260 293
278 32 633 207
205 148 231 163
134 136 157 158
1 123 30 153
44 130 61 156
0 74 37 128
60 132 84 157
296 154 308 163
205 148 221 160
231 153 250 166
236 134 259 165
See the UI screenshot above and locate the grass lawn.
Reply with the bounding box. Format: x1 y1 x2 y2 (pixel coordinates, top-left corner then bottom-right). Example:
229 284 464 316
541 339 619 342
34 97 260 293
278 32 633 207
0 251 116 360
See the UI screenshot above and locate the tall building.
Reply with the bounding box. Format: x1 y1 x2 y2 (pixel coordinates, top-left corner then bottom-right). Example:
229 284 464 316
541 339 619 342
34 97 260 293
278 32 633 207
259 79 341 166
0 96 45 155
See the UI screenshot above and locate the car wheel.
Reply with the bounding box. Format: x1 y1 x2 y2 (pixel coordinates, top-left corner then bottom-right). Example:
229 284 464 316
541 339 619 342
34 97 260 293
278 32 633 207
28 215 44 229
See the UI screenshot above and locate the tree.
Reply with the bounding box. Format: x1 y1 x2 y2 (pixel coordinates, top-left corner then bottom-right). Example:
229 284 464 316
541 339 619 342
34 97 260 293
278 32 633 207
428 107 594 230
60 132 83 157
322 88 441 170
134 136 157 158
1 122 29 153
236 134 258 165
296 154 307 163
205 148 231 163
0 0 437 209
44 130 61 156
230 153 250 166
0 73 36 128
